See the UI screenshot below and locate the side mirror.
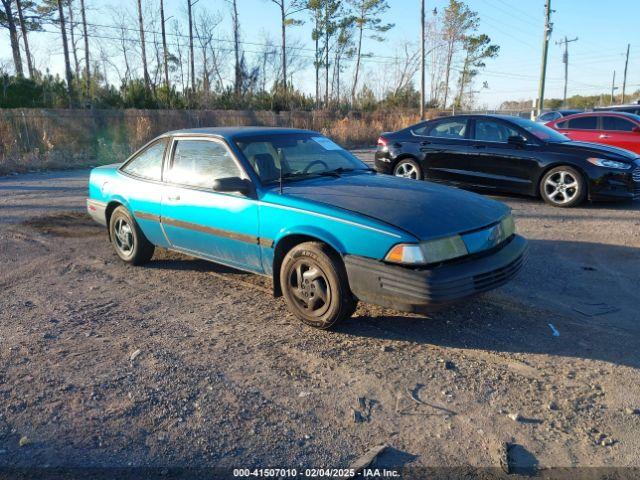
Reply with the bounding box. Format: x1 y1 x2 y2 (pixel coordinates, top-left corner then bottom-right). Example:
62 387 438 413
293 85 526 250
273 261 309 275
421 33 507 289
507 135 527 147
212 177 252 195
632 126 640 134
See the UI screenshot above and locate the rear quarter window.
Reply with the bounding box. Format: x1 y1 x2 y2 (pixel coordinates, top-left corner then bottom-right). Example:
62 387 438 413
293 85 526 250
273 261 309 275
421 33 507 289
121 139 167 181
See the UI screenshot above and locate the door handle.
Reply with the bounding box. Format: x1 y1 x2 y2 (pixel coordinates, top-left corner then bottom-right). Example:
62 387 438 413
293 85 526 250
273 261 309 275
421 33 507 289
598 134 609 139
473 144 487 149
166 195 180 202
420 140 431 146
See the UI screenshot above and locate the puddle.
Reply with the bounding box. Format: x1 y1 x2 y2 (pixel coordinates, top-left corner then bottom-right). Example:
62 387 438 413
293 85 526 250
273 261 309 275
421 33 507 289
22 211 102 237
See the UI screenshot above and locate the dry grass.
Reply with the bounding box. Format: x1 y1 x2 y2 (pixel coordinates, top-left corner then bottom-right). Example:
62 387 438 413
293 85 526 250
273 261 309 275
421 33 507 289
0 108 438 175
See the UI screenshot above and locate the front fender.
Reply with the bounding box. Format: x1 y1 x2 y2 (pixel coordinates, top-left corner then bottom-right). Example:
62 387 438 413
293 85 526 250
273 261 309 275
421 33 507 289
273 225 346 255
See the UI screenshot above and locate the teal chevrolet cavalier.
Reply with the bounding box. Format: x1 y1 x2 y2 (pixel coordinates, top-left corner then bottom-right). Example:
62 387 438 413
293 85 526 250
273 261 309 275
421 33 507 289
87 127 527 329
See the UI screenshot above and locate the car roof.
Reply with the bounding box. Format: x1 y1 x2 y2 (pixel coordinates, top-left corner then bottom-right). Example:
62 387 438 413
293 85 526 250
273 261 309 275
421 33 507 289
594 104 640 110
160 126 317 140
553 111 640 122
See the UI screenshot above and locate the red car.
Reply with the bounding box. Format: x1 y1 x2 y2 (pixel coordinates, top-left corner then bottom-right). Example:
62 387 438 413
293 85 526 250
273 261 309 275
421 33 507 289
546 111 640 154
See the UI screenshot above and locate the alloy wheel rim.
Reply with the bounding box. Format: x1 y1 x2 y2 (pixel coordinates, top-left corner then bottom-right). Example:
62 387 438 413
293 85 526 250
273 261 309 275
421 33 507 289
395 162 418 179
544 171 579 204
288 259 331 317
113 217 134 255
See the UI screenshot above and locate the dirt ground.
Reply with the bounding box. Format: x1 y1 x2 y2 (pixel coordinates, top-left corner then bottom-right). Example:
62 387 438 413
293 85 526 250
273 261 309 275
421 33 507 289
1 153 639 478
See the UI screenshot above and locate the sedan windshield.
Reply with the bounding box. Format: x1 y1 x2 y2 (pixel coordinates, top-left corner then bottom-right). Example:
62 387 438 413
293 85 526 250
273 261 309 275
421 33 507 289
234 133 370 183
510 117 570 143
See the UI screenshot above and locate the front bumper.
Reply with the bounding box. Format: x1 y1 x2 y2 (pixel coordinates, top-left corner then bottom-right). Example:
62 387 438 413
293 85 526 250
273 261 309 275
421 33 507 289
344 234 527 313
587 163 640 201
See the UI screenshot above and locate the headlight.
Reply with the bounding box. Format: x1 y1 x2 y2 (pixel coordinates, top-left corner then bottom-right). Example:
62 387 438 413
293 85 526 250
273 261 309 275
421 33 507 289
500 214 516 238
587 158 631 169
385 235 468 265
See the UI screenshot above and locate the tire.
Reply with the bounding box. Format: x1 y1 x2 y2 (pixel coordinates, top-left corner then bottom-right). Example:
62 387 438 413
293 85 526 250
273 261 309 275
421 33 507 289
279 242 357 329
393 158 423 180
109 206 155 265
539 166 586 208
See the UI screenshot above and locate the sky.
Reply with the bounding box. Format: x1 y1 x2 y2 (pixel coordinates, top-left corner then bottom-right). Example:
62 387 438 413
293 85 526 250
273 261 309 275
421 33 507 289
2 0 639 108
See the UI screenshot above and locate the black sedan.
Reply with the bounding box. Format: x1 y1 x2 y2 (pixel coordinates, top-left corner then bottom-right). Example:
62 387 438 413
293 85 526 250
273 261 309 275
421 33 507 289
375 114 640 207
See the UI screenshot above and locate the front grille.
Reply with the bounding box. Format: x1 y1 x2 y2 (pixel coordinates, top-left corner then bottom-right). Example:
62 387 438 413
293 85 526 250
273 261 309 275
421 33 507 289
633 166 640 182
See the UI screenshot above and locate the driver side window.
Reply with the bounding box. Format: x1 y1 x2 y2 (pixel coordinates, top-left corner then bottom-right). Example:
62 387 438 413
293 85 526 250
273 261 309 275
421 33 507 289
166 139 242 189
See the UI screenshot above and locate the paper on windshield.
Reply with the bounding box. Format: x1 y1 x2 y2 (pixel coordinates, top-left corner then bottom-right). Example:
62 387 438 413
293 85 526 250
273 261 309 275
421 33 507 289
311 136 342 150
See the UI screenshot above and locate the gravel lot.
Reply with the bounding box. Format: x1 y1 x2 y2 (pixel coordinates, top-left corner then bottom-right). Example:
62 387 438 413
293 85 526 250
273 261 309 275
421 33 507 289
1 152 639 477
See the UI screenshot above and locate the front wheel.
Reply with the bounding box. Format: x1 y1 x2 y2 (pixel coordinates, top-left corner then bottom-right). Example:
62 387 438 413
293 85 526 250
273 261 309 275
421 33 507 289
280 242 357 329
540 166 586 207
393 158 423 180
109 206 155 265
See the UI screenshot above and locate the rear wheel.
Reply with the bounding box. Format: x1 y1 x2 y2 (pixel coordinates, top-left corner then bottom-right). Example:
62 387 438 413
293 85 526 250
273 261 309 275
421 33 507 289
393 158 423 180
109 206 155 265
540 166 586 207
280 242 357 329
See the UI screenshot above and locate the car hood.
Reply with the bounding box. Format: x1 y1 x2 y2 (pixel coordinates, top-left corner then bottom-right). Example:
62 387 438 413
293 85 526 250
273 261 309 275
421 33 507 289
277 173 510 240
549 141 639 161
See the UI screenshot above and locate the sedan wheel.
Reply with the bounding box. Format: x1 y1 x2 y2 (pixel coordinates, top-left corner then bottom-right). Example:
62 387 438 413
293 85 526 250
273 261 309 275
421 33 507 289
109 206 155 265
280 242 357 329
393 159 422 180
540 166 586 207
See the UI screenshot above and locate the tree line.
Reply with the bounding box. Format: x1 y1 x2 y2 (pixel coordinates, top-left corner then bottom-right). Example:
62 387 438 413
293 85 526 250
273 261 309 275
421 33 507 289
0 0 499 111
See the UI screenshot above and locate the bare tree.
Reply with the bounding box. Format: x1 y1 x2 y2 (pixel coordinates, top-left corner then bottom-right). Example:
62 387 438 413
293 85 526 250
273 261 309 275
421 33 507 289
136 0 151 89
1 0 24 76
269 0 305 92
79 0 90 95
194 10 222 96
15 0 34 77
348 0 393 104
441 0 478 108
67 0 80 77
56 0 74 105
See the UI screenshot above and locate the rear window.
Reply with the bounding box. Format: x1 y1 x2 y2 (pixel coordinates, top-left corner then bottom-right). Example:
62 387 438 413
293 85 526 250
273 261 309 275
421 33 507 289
415 119 468 139
566 116 598 130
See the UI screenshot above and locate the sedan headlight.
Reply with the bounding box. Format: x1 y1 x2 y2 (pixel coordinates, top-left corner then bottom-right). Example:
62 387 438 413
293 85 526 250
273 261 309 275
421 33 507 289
500 214 516 238
587 158 631 169
385 235 468 265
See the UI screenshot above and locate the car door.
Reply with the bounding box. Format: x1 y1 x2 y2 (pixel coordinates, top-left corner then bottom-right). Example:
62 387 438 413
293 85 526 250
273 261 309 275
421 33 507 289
466 117 540 194
600 115 640 153
556 115 599 143
119 138 171 247
409 117 474 185
161 137 262 272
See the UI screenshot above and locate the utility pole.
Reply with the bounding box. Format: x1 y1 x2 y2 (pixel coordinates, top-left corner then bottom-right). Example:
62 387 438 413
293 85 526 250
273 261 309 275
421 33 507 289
621 43 630 104
160 0 170 89
536 0 553 116
611 70 617 104
187 0 196 93
420 0 426 120
556 36 577 106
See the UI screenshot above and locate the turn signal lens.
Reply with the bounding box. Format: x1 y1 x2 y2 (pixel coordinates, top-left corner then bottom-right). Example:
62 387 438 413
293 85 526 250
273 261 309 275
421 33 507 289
385 244 426 265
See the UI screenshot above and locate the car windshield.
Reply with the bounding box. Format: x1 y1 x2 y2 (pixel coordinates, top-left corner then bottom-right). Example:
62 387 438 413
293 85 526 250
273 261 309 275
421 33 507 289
234 133 370 183
510 117 571 143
